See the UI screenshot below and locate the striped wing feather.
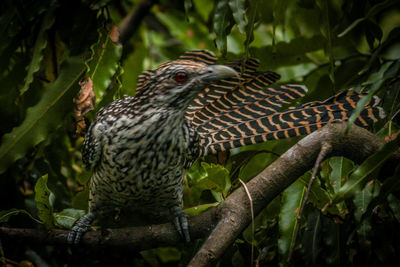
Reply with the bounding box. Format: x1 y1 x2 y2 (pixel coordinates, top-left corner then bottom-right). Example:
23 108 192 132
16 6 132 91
200 89 385 154
186 59 285 125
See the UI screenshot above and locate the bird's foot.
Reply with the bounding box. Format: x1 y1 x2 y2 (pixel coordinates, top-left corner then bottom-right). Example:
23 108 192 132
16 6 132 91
171 207 190 242
67 212 96 245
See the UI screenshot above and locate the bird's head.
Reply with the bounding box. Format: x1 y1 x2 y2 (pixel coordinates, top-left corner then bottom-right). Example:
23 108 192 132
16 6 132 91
135 51 238 108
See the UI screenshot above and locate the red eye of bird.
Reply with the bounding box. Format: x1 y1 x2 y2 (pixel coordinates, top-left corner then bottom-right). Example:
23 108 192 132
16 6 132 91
175 72 187 83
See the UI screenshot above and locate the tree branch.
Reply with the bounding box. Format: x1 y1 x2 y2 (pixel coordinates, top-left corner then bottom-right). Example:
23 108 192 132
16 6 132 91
1 123 399 262
114 0 158 45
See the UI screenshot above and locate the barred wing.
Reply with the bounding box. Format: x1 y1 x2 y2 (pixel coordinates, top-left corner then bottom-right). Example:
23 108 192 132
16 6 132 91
198 89 385 154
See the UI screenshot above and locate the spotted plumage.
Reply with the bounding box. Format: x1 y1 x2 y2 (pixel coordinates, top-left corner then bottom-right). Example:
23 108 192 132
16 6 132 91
68 50 385 244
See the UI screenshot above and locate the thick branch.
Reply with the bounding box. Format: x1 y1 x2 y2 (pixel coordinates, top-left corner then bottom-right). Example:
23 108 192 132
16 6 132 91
0 208 218 250
1 123 398 257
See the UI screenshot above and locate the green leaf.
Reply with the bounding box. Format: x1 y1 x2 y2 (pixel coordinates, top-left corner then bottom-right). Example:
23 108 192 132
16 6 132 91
331 136 400 204
361 164 400 221
34 175 54 229
316 0 335 85
358 28 400 75
87 26 122 100
353 181 377 221
328 157 354 194
53 208 85 229
278 180 305 258
0 208 41 224
228 0 247 34
20 3 56 95
302 209 321 265
71 187 89 210
243 0 258 56
298 172 339 214
338 0 399 37
249 36 325 69
354 181 377 248
120 43 146 96
321 216 341 266
346 61 395 131
185 202 218 216
0 57 85 174
214 0 233 55
200 162 231 201
238 152 274 181
388 194 400 223
187 162 230 202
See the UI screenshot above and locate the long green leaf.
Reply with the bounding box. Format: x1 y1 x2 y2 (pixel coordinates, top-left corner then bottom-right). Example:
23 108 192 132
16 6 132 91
0 57 85 174
329 157 354 194
20 4 56 95
346 61 395 131
354 181 377 248
53 208 85 229
228 0 247 34
338 0 399 37
278 180 305 259
120 43 146 96
302 210 321 265
214 0 233 55
316 0 335 86
34 175 54 229
244 0 258 58
353 181 377 221
87 26 122 100
331 136 399 204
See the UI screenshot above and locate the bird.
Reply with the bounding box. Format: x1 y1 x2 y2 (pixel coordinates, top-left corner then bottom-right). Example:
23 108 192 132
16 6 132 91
67 50 385 244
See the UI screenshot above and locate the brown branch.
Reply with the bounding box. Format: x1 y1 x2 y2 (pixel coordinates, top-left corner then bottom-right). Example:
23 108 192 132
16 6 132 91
0 123 399 262
114 0 158 45
0 208 218 250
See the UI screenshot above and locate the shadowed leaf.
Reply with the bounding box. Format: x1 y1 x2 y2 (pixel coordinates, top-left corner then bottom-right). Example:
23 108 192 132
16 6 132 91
0 57 85 174
34 175 54 229
278 180 305 259
20 4 56 95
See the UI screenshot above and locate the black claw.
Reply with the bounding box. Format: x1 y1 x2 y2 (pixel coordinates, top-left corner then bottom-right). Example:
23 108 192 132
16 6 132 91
171 207 190 242
67 212 96 245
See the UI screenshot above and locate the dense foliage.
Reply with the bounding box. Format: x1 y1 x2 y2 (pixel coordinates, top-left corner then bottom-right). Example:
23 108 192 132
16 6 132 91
0 0 399 266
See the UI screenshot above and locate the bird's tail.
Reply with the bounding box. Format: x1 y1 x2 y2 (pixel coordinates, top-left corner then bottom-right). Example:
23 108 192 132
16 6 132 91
197 89 385 154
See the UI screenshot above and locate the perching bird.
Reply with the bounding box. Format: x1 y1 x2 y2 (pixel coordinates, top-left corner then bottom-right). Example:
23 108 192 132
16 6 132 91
68 50 385 244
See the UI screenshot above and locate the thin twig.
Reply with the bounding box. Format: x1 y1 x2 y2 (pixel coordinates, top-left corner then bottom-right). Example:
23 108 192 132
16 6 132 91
239 179 255 267
286 142 332 265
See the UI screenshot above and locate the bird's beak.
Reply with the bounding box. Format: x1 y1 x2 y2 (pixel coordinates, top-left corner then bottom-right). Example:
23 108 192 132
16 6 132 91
201 65 238 82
